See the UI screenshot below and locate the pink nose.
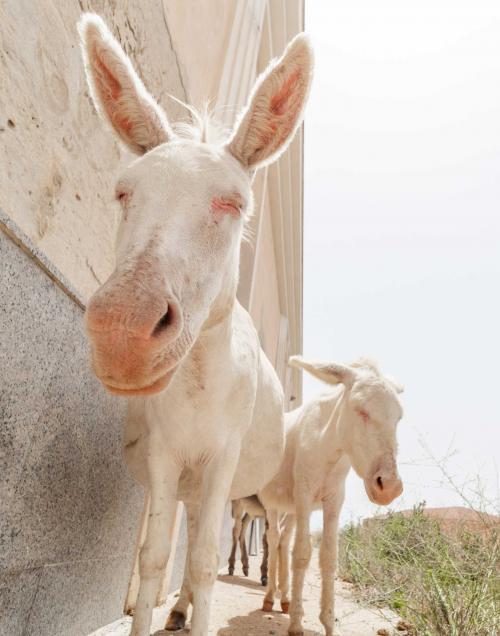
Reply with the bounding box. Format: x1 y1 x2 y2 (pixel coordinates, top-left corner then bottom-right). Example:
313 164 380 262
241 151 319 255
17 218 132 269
85 294 183 344
84 289 184 395
371 474 403 506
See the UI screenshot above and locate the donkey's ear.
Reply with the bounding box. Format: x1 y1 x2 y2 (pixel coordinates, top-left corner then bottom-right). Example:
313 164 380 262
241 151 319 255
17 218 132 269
78 13 172 155
288 356 357 389
227 33 313 171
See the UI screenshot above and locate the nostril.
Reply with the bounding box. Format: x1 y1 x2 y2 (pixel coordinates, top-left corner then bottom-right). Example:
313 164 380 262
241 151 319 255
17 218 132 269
153 307 172 337
376 476 384 491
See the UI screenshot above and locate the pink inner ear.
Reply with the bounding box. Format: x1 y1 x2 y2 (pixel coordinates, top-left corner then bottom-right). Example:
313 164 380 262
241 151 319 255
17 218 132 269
94 54 133 135
95 54 122 100
270 69 301 116
259 69 303 150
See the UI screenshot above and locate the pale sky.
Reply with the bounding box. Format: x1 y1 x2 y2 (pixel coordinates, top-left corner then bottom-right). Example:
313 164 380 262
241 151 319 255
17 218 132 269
303 0 500 529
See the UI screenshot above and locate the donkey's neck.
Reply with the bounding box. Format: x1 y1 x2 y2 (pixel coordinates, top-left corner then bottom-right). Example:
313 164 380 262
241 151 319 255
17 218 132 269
321 390 347 461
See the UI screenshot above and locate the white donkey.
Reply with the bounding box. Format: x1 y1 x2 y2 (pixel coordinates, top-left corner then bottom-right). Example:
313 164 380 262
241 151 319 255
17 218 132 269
78 14 313 636
260 356 404 636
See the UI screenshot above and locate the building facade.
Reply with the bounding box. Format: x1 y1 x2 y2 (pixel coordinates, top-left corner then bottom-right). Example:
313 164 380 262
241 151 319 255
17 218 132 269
0 1 304 634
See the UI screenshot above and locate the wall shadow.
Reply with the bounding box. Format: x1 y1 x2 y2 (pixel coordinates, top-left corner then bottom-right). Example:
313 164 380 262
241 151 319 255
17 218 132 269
217 573 264 590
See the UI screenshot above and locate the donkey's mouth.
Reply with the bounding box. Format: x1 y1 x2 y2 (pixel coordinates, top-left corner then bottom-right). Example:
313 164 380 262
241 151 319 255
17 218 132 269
102 367 176 396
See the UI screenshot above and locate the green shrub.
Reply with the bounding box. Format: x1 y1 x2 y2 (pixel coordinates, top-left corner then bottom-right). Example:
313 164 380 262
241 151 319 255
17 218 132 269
338 504 500 636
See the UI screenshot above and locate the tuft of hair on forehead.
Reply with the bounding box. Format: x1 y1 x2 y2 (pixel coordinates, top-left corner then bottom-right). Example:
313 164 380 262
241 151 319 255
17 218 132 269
351 358 405 395
350 358 381 376
168 96 230 146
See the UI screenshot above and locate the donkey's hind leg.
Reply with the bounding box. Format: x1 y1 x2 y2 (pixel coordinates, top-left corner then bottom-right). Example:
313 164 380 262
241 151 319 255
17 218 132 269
279 514 296 613
260 517 269 586
262 509 280 612
228 500 243 576
239 512 252 576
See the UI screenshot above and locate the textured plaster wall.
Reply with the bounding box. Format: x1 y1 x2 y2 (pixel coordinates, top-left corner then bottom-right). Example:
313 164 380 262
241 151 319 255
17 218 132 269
0 0 234 302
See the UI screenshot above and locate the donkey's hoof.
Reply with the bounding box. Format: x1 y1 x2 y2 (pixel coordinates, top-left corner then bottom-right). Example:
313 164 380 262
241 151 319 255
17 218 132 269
288 631 304 636
165 610 186 631
281 601 290 614
228 567 234 576
261 576 268 586
243 567 249 577
262 599 274 612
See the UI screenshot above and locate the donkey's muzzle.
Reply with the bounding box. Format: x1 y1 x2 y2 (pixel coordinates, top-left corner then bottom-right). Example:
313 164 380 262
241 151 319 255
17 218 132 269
85 283 184 395
365 472 403 506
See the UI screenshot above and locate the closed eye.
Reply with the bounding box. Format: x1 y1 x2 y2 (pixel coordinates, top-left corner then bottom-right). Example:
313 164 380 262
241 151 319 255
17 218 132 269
356 408 370 423
211 194 244 219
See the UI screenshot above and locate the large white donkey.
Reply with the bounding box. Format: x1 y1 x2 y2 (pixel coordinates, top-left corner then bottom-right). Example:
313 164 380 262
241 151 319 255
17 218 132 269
78 13 313 636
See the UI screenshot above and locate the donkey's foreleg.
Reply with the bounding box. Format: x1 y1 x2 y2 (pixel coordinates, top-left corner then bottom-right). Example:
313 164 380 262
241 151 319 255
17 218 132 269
228 501 243 576
239 512 251 576
288 494 313 636
188 443 240 636
262 509 280 611
131 462 181 636
260 517 269 586
319 493 344 636
278 514 296 613
165 502 199 631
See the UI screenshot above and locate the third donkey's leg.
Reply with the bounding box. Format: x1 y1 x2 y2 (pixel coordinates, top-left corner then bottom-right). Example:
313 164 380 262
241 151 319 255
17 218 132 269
239 513 251 576
278 514 296 613
165 502 199 631
288 494 313 636
228 501 243 576
260 517 269 586
262 509 280 611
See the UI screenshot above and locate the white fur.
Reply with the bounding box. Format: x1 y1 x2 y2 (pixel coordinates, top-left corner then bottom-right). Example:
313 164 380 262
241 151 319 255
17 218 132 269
260 356 404 636
78 13 313 636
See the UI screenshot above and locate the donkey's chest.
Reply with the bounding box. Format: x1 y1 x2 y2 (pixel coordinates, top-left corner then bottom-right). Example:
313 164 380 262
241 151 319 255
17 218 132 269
156 405 247 456
128 356 256 459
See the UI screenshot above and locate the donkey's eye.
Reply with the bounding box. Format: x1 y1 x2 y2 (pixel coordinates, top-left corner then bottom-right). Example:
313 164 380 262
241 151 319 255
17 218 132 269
210 194 244 220
356 408 370 423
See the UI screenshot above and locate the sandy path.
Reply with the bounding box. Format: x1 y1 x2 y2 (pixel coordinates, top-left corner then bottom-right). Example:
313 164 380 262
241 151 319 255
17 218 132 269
92 549 398 636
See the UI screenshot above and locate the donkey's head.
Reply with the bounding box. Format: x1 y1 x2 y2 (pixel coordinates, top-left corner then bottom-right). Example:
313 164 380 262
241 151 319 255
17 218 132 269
290 356 404 506
78 14 313 396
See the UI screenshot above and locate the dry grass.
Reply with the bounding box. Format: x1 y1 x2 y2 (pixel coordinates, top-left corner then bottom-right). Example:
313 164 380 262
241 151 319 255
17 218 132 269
338 503 500 636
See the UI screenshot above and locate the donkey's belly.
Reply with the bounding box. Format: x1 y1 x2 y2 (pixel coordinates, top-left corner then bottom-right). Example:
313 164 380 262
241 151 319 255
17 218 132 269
229 350 285 500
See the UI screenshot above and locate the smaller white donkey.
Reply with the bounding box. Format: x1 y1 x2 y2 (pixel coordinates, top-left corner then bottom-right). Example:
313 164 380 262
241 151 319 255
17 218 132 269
259 356 405 636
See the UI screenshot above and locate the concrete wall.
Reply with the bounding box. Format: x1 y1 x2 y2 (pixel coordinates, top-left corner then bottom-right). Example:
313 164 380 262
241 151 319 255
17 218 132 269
0 216 142 636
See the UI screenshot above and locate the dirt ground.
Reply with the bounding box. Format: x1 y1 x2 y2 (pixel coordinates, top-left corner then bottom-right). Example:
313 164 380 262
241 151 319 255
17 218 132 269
92 549 399 636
